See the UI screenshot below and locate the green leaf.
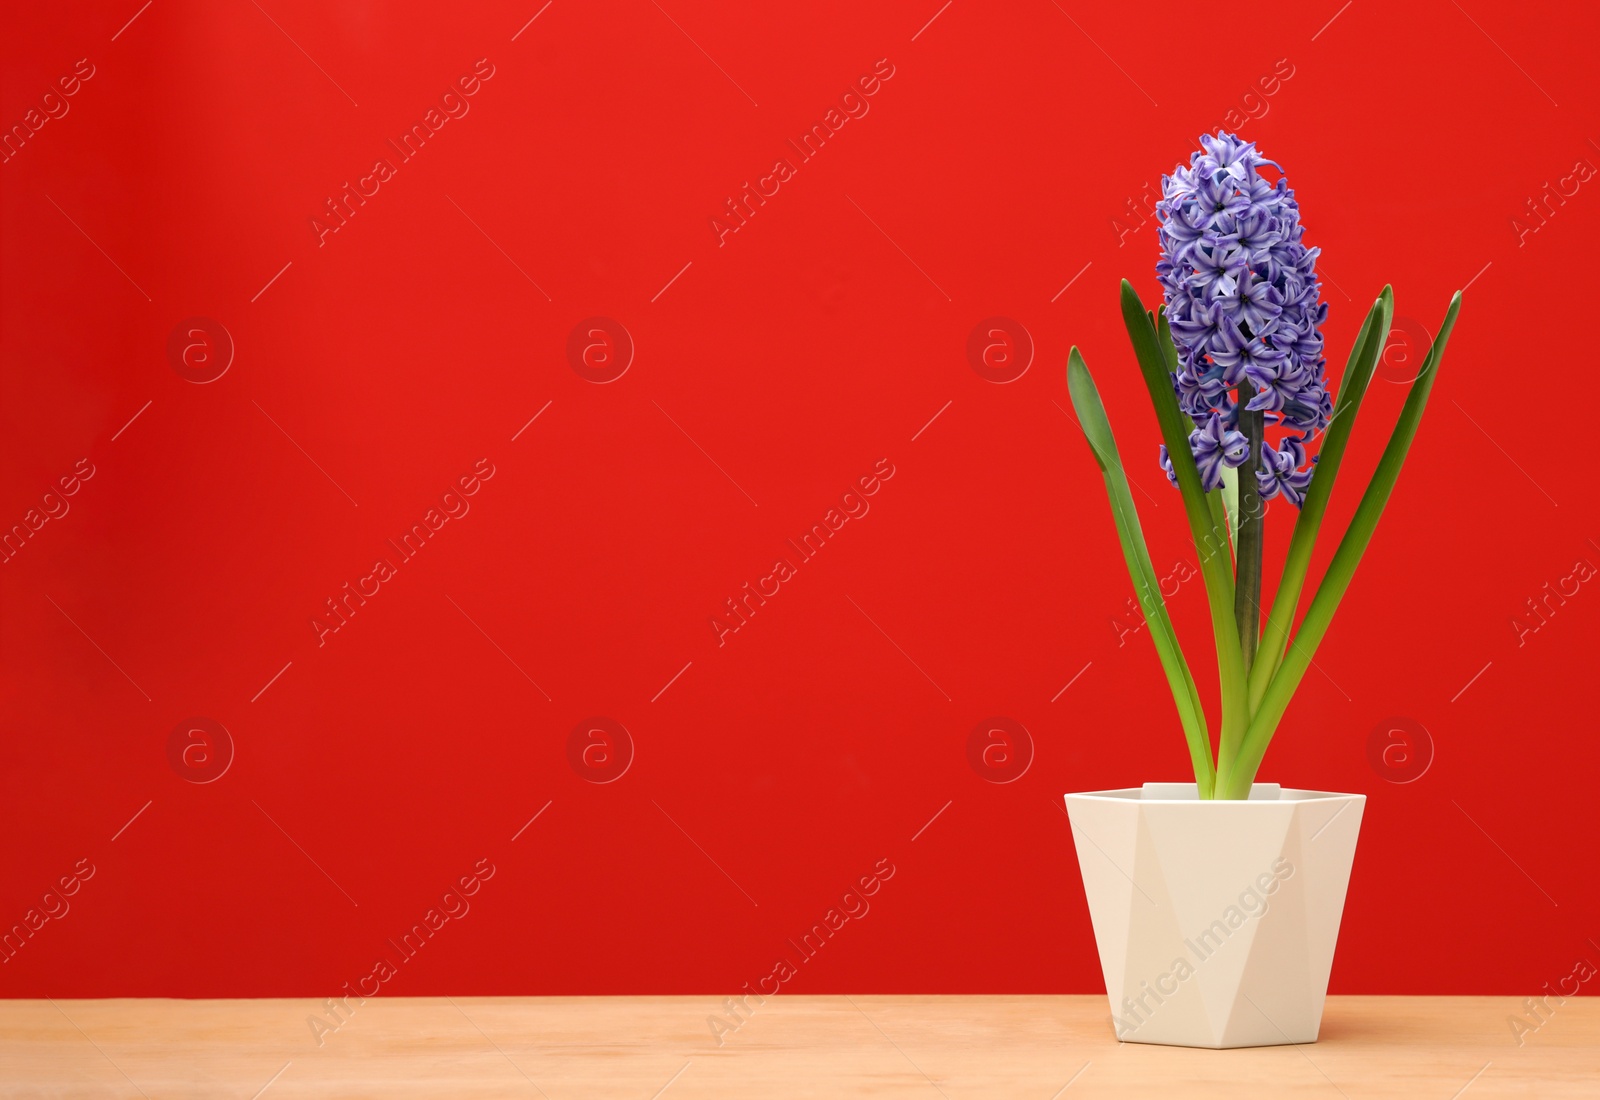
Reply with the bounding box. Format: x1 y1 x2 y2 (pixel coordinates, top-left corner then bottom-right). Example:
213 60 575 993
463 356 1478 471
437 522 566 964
1068 348 1215 797
1122 282 1247 790
1247 289 1392 713
1220 291 1463 798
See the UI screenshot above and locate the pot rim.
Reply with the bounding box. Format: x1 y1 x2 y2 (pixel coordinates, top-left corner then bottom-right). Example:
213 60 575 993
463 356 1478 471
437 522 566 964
1064 782 1366 805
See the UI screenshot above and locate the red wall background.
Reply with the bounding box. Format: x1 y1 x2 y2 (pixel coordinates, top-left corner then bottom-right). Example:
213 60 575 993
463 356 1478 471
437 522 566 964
3 0 1597 999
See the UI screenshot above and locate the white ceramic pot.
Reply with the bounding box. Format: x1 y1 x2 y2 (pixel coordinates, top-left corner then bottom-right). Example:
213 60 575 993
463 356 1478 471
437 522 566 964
1063 783 1364 1049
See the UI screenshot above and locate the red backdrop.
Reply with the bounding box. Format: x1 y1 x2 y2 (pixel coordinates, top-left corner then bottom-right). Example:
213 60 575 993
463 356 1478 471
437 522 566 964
3 0 1597 1000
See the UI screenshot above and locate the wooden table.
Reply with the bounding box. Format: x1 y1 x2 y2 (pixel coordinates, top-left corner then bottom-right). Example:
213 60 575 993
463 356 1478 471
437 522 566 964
3 995 1594 1097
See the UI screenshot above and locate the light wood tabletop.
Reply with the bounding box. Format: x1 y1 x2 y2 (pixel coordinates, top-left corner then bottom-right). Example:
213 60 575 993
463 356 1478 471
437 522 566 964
1 995 1593 1098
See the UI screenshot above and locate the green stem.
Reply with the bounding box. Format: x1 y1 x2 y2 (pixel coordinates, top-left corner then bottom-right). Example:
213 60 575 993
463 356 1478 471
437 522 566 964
1233 387 1265 682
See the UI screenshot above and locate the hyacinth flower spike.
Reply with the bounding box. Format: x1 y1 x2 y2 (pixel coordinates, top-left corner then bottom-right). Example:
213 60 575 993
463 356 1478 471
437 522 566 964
1066 132 1463 799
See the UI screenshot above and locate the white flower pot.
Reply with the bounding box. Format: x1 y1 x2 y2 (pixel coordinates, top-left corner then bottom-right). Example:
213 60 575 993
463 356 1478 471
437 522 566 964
1063 783 1364 1049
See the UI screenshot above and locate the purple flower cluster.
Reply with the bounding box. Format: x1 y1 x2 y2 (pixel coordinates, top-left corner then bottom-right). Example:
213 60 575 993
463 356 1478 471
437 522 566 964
1154 132 1331 507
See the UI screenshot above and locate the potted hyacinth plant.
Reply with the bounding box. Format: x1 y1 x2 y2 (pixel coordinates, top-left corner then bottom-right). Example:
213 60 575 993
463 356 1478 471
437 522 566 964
1062 132 1462 1049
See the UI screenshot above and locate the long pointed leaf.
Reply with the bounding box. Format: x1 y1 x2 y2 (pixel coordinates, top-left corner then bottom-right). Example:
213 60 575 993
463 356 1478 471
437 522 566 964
1121 282 1247 787
1221 291 1463 798
1068 348 1215 796
1248 289 1392 712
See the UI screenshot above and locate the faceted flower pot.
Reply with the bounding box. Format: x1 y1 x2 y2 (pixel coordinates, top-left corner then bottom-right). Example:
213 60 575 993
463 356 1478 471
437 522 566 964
1063 783 1364 1049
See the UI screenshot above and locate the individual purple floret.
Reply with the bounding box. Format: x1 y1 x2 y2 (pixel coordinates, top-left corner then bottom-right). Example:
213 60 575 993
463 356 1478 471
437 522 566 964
1155 132 1330 507
1160 413 1249 493
1257 434 1317 507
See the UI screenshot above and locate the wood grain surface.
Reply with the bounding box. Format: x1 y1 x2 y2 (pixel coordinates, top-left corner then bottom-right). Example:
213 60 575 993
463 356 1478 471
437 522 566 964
2 995 1593 1098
